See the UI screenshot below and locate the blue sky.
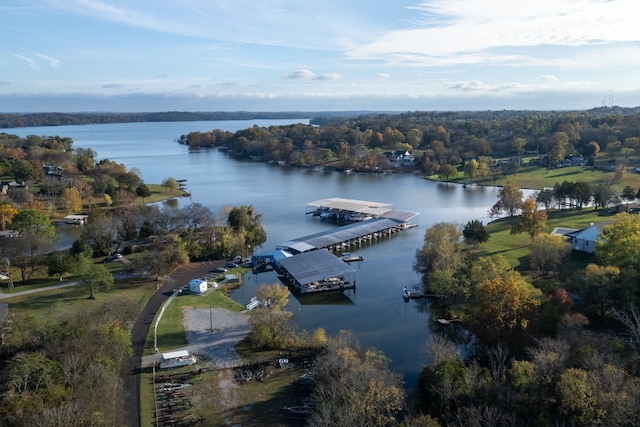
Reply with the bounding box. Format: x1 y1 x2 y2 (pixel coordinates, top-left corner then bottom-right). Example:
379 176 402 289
2 0 640 112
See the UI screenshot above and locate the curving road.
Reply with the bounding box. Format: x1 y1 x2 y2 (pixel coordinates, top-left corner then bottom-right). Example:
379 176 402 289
116 261 225 427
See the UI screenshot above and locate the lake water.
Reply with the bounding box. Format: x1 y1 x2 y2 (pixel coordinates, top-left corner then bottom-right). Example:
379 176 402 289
5 119 528 387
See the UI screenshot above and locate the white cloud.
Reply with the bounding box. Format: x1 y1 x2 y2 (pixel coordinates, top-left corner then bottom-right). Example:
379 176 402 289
285 69 316 79
377 73 390 80
316 73 340 81
348 0 640 67
538 75 559 82
284 70 340 81
32 52 61 69
12 54 36 69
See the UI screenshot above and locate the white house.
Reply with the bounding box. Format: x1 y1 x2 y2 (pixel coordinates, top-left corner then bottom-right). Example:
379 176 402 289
189 278 207 294
565 222 610 254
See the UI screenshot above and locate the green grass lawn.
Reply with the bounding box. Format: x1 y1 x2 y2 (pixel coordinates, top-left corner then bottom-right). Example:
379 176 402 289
430 163 640 193
138 184 187 204
479 207 612 265
2 276 158 324
1 255 134 295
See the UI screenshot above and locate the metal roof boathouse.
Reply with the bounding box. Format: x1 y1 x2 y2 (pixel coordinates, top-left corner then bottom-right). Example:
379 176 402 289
278 249 357 294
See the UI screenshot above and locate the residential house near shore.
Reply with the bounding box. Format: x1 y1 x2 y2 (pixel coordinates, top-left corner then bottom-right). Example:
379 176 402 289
559 222 611 254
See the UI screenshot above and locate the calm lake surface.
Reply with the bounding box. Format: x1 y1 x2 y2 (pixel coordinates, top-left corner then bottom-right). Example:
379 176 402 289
5 119 530 387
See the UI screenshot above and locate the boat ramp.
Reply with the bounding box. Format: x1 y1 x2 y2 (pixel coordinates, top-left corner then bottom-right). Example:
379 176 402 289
252 198 419 296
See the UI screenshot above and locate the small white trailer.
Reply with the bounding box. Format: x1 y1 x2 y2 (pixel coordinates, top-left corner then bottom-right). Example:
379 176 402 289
189 278 207 294
157 350 196 369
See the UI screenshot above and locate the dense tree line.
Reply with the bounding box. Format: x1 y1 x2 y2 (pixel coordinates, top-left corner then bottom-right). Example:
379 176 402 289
0 297 137 426
0 111 332 128
182 107 640 177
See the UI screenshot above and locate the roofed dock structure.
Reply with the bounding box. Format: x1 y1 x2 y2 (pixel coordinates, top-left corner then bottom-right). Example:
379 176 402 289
252 198 419 296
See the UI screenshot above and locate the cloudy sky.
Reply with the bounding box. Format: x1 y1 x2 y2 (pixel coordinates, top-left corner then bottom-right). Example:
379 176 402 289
2 0 640 112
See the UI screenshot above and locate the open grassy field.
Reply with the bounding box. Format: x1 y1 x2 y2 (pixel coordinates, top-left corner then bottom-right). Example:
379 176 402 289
473 207 608 296
1 276 158 339
0 255 133 296
430 162 640 193
137 184 187 204
476 207 612 267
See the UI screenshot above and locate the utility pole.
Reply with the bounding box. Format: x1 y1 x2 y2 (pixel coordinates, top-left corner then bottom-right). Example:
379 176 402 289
1 258 12 293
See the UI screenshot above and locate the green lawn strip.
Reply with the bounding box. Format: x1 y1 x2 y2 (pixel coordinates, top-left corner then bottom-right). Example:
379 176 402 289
429 163 640 193
473 215 531 267
1 256 134 295
138 184 187 204
140 372 156 426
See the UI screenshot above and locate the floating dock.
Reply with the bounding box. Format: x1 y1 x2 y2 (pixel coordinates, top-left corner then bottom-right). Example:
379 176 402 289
252 198 419 296
277 249 356 295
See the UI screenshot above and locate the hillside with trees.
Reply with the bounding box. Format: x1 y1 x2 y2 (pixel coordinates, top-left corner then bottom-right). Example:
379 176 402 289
177 107 640 192
408 178 640 426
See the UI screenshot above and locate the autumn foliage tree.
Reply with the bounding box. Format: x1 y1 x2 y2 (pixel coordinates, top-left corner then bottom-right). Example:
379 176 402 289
414 222 471 299
307 331 405 427
468 272 543 342
512 197 547 238
596 213 640 271
248 283 294 349
529 233 571 277
490 180 523 221
0 203 18 231
437 163 458 181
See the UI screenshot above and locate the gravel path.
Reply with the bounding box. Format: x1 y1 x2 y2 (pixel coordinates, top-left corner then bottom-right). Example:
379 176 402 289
183 308 250 369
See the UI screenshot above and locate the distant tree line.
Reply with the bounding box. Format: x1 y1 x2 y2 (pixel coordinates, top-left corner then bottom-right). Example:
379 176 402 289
182 107 640 176
0 111 350 129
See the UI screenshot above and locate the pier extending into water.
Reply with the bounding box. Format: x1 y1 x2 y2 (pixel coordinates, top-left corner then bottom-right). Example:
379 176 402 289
252 198 419 296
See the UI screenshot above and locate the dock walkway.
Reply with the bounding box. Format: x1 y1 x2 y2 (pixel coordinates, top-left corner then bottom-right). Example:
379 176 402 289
252 198 420 296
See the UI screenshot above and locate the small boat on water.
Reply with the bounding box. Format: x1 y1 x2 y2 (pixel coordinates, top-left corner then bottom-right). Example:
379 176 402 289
341 252 363 263
403 287 411 300
246 296 260 310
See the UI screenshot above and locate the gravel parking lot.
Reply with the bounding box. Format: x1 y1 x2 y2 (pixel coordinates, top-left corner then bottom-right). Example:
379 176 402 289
183 308 250 369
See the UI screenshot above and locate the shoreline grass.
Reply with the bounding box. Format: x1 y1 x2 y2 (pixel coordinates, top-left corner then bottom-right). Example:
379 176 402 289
429 164 640 193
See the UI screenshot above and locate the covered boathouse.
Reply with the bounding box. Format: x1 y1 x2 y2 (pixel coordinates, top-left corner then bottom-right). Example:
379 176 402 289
277 249 356 294
251 197 419 295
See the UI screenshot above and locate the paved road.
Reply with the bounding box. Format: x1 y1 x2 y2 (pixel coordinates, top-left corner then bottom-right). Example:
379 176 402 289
116 261 226 427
